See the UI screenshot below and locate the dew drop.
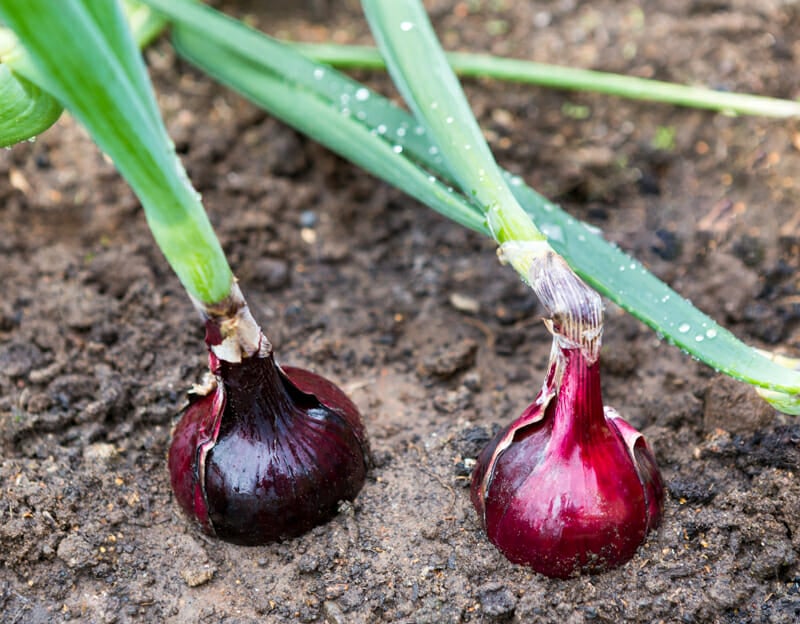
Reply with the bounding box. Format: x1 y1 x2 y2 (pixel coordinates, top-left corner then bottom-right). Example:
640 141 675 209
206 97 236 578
377 124 387 134
445 116 454 124
396 127 407 137
392 145 403 154
414 126 426 135
661 295 670 303
678 323 690 333
695 335 704 342
428 146 439 155
313 68 325 80
400 21 414 31
705 328 717 339
541 223 564 243
355 88 370 101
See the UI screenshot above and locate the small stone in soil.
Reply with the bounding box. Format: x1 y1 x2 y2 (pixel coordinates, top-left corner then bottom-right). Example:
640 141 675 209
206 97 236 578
322 601 346 624
56 534 94 569
703 375 775 435
449 292 480 314
455 425 492 459
478 582 517 618
433 386 472 413
252 258 290 290
417 339 478 379
667 476 717 504
82 443 117 464
297 554 320 574
180 564 216 587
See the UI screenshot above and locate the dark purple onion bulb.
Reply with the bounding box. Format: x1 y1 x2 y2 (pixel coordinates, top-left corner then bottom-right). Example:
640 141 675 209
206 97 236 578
471 346 664 578
169 348 369 545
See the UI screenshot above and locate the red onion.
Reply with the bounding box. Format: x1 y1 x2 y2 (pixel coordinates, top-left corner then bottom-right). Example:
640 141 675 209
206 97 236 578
169 285 369 544
471 344 664 577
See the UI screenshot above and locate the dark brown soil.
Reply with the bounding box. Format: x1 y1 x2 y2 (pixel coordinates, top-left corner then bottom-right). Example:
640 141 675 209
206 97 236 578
2 1 800 622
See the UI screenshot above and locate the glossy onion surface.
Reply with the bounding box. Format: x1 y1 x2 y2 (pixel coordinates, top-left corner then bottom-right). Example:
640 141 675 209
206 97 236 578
169 353 369 545
471 347 663 578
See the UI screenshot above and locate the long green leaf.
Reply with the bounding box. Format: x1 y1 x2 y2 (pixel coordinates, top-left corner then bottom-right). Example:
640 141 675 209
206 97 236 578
144 0 800 400
0 0 232 303
290 42 800 119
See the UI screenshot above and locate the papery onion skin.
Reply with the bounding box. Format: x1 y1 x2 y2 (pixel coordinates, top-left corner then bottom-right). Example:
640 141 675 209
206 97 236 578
168 389 221 535
169 352 369 545
471 347 663 578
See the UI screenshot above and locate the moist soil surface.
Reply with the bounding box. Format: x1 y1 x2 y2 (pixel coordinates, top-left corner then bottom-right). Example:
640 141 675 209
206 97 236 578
2 1 800 622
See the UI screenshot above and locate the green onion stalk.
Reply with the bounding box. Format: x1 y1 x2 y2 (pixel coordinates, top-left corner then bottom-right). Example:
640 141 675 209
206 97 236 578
0 0 369 545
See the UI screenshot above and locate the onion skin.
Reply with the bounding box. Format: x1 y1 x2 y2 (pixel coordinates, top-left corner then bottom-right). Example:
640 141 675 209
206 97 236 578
471 347 664 578
169 352 369 545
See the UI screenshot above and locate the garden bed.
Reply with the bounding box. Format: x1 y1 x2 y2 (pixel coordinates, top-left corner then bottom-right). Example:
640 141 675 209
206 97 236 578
1 1 799 621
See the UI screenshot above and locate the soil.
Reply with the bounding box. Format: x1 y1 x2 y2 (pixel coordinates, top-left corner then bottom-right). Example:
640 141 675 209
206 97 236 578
2 0 800 622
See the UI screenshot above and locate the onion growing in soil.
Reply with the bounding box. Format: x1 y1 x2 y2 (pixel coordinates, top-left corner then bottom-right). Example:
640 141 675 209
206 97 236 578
0 1 369 547
169 288 370 545
471 251 664 578
359 0 664 577
471 344 664 577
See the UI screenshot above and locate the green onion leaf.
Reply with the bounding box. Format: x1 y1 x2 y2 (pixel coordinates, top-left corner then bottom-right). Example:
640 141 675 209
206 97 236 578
289 42 800 119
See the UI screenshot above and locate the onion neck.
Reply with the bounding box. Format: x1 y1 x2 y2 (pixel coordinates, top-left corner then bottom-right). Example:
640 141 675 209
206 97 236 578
192 281 268 363
218 354 295 432
549 347 607 451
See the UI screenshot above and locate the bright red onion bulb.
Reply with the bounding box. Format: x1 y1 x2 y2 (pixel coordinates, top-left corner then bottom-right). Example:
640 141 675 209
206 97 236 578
471 346 663 578
169 348 369 545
